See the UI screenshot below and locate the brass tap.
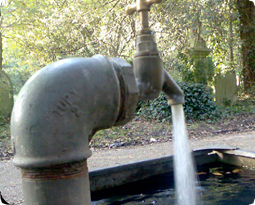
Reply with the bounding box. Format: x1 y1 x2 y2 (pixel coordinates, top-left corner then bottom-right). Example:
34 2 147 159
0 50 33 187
126 0 184 104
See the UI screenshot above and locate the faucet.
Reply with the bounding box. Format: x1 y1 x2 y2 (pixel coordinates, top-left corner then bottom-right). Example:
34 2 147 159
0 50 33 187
11 1 184 204
126 0 184 104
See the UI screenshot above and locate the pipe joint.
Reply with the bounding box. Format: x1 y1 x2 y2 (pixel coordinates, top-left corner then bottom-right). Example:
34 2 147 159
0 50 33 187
11 55 138 169
11 55 138 204
110 57 139 126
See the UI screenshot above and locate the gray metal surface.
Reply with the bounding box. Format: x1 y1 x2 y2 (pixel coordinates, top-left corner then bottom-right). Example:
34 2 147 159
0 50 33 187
10 55 138 205
12 56 124 168
110 57 139 126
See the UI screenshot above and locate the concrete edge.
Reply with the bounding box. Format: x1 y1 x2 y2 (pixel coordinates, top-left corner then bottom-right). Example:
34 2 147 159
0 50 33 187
90 146 255 192
215 148 255 168
89 148 218 192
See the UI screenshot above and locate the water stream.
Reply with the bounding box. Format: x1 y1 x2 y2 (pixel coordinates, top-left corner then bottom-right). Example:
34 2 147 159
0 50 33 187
171 104 198 205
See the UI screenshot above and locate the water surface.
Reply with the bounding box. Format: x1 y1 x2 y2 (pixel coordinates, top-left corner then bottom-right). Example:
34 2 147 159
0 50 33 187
92 165 255 205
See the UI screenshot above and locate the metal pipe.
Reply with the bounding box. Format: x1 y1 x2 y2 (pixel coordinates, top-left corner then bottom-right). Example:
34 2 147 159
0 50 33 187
11 0 184 203
140 10 149 28
133 32 184 104
11 55 138 205
162 69 184 105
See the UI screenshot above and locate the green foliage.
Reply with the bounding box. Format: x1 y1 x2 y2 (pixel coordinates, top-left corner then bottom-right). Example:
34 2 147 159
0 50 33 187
177 53 215 85
193 57 215 85
177 52 194 83
0 116 10 139
136 82 220 122
4 0 136 70
0 115 9 124
3 63 32 95
180 82 220 120
223 86 255 115
0 0 245 95
2 0 137 94
224 100 255 116
136 94 172 123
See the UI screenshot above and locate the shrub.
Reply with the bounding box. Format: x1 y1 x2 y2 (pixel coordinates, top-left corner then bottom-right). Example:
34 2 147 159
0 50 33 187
136 94 172 123
136 82 220 122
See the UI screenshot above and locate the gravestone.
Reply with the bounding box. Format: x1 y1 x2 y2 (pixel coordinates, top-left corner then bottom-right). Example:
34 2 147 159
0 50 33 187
215 72 237 105
189 37 211 61
0 70 13 117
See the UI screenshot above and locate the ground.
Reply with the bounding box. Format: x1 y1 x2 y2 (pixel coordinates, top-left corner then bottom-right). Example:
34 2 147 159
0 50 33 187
1 112 254 161
90 113 255 149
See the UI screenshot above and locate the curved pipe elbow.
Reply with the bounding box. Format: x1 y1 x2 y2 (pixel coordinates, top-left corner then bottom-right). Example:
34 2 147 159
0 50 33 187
11 55 138 168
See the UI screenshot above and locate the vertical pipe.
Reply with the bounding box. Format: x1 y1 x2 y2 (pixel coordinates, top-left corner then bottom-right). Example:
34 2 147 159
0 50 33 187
11 55 139 204
140 11 149 28
11 56 122 205
21 161 91 205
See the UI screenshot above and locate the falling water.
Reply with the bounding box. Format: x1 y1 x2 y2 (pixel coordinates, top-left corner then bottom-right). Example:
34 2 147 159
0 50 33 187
171 104 197 205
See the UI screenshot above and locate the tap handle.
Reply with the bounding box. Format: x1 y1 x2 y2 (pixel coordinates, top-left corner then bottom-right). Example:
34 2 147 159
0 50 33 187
126 4 137 15
126 0 162 15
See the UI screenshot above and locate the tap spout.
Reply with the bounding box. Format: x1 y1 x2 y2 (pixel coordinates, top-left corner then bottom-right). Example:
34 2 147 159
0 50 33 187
162 69 185 105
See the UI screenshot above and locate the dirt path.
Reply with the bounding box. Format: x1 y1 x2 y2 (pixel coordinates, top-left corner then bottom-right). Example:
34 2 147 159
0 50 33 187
88 131 255 169
1 131 255 204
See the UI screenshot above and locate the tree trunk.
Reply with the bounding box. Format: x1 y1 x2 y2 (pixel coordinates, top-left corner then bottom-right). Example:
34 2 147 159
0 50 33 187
229 0 234 67
237 0 255 91
0 6 2 71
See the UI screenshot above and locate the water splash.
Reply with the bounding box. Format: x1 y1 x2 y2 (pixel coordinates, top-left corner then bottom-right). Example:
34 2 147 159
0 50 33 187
171 104 198 205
